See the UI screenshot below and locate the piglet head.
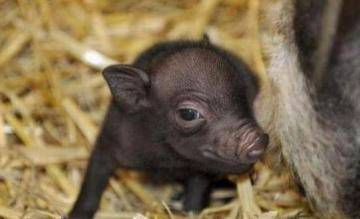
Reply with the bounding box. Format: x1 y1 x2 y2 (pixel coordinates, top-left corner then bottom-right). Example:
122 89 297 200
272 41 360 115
147 47 269 173
103 46 269 174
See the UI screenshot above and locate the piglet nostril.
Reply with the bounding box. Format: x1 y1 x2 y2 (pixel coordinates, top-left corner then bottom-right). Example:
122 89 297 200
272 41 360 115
260 134 269 148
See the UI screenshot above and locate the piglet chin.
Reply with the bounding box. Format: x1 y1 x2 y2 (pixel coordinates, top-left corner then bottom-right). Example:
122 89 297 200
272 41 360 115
201 147 243 165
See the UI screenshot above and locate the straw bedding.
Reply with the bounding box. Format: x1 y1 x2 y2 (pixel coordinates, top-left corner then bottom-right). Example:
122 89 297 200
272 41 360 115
0 1 314 218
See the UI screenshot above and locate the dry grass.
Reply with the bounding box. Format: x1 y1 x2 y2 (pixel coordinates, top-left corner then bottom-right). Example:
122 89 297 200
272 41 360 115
0 1 314 218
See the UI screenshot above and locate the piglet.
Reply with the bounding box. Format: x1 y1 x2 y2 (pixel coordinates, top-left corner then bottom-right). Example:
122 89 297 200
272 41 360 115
69 40 268 219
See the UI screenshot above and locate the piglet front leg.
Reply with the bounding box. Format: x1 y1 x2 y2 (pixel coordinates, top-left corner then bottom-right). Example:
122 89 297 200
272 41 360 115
68 146 118 219
183 174 212 213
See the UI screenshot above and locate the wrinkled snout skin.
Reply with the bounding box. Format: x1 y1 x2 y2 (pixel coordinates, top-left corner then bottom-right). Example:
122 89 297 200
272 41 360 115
205 118 269 165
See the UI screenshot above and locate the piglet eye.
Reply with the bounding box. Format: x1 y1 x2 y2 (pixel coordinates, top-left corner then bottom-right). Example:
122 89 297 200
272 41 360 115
174 105 206 132
178 108 201 121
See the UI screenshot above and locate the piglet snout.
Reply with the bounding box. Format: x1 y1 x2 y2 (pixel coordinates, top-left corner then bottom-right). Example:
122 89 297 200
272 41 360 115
240 133 269 163
206 121 269 165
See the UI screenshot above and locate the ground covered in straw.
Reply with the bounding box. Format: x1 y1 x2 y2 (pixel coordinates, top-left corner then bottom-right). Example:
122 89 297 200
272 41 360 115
0 1 314 218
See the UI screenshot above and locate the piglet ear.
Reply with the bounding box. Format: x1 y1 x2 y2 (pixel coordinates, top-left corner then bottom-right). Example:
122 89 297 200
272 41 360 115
103 64 151 113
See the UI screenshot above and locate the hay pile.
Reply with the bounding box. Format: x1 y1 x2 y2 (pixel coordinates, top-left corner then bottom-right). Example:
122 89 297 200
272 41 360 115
0 0 314 218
